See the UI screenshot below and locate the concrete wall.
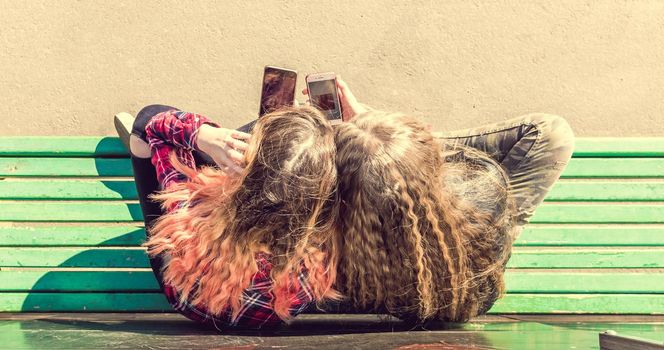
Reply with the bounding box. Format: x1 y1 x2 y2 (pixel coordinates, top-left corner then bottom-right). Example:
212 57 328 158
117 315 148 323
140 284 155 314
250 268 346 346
1 1 663 136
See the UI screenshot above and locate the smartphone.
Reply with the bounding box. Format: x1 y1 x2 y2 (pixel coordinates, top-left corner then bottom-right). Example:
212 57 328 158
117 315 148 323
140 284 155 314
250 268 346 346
306 72 342 125
259 66 297 117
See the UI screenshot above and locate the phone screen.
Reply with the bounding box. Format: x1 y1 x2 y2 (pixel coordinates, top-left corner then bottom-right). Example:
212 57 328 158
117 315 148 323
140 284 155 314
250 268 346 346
259 67 297 117
308 79 342 120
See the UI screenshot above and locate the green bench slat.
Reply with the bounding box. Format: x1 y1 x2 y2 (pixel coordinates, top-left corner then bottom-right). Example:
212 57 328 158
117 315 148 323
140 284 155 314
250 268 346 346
2 270 662 294
0 271 160 291
0 181 137 200
531 204 664 224
1 293 169 312
3 225 663 247
0 248 149 268
0 226 146 246
562 158 664 178
546 181 664 201
3 157 664 178
1 292 661 313
506 248 664 268
0 137 128 157
0 158 132 177
2 247 661 268
3 137 663 158
3 179 664 201
515 225 664 246
2 202 664 223
0 203 143 222
503 271 664 293
489 294 664 314
573 138 664 157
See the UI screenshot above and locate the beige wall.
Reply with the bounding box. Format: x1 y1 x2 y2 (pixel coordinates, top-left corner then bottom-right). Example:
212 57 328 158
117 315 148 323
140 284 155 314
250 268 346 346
1 0 663 136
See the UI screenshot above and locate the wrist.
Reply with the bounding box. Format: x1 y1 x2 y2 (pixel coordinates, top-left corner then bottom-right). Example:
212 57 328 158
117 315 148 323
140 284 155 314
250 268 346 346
196 124 216 154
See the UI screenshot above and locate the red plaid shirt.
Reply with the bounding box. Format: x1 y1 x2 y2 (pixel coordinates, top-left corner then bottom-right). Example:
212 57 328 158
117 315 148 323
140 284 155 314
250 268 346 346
145 109 315 329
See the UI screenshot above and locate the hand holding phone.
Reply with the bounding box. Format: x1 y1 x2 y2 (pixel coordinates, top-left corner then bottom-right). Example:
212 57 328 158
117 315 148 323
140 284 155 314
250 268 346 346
303 75 367 122
305 72 343 125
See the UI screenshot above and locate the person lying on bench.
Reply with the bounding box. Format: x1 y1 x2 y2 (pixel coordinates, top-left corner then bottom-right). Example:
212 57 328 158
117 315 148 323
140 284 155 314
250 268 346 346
114 78 574 329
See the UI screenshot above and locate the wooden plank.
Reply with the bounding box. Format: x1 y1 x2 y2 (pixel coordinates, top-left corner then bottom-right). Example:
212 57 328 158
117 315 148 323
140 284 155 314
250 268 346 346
506 248 664 269
0 292 661 313
0 292 170 312
2 247 661 268
504 271 664 293
0 137 128 157
0 158 132 177
2 270 662 294
0 202 142 222
531 204 664 224
2 136 662 158
1 157 663 179
3 225 662 247
0 270 159 291
489 294 664 314
546 181 664 201
0 180 137 200
0 226 145 246
573 137 664 157
516 225 664 246
4 179 664 202
0 248 149 268
562 158 664 178
3 202 663 223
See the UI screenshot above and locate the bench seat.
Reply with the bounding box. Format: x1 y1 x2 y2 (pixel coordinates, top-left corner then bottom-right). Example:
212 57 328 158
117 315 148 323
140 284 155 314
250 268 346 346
1 136 663 314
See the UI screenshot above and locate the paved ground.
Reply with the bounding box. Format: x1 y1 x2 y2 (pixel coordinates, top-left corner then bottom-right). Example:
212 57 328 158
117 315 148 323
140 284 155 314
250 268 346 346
0 314 662 349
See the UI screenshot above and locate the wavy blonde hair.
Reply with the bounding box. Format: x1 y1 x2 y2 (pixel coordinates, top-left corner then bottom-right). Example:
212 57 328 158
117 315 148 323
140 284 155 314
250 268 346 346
144 106 341 321
334 111 516 322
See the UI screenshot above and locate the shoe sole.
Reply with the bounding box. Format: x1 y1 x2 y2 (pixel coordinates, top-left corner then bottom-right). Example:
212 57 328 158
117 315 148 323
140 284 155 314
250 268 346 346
113 112 134 151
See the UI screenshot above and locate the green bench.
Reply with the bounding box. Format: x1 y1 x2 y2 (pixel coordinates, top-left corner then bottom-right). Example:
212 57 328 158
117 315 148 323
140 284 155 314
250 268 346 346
1 135 663 315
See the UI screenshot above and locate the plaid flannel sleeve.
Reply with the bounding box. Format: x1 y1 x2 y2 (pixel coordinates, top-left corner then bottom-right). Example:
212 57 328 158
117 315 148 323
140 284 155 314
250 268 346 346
144 109 221 191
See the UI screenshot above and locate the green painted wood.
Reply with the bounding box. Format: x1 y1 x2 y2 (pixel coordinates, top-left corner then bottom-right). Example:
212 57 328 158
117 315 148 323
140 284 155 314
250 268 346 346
504 271 664 293
0 158 132 177
0 292 661 313
0 180 137 200
0 226 145 246
2 136 662 158
0 202 142 222
2 270 662 294
0 270 159 291
0 248 149 268
506 248 664 269
3 247 661 268
573 138 664 157
489 294 664 314
515 225 664 246
0 292 170 312
530 204 664 223
5 179 664 202
3 225 662 247
2 157 664 178
546 181 664 201
562 158 664 178
3 202 663 223
0 137 128 157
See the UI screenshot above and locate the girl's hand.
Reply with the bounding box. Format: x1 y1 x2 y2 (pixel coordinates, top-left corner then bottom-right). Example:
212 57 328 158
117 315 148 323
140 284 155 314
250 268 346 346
302 76 370 122
196 124 251 174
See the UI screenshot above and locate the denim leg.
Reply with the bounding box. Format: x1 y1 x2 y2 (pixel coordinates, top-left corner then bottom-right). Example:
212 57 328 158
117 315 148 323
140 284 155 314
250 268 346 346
435 113 575 234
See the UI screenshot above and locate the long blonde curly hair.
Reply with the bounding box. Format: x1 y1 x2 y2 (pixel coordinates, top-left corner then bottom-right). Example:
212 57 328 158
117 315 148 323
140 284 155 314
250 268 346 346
334 111 516 322
143 106 341 321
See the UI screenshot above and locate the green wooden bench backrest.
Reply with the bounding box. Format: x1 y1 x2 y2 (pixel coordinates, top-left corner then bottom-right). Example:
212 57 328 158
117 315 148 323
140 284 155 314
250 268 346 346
0 136 663 314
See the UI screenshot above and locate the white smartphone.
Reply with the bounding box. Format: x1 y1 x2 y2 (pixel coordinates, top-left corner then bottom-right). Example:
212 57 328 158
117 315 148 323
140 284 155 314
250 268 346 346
305 72 342 125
